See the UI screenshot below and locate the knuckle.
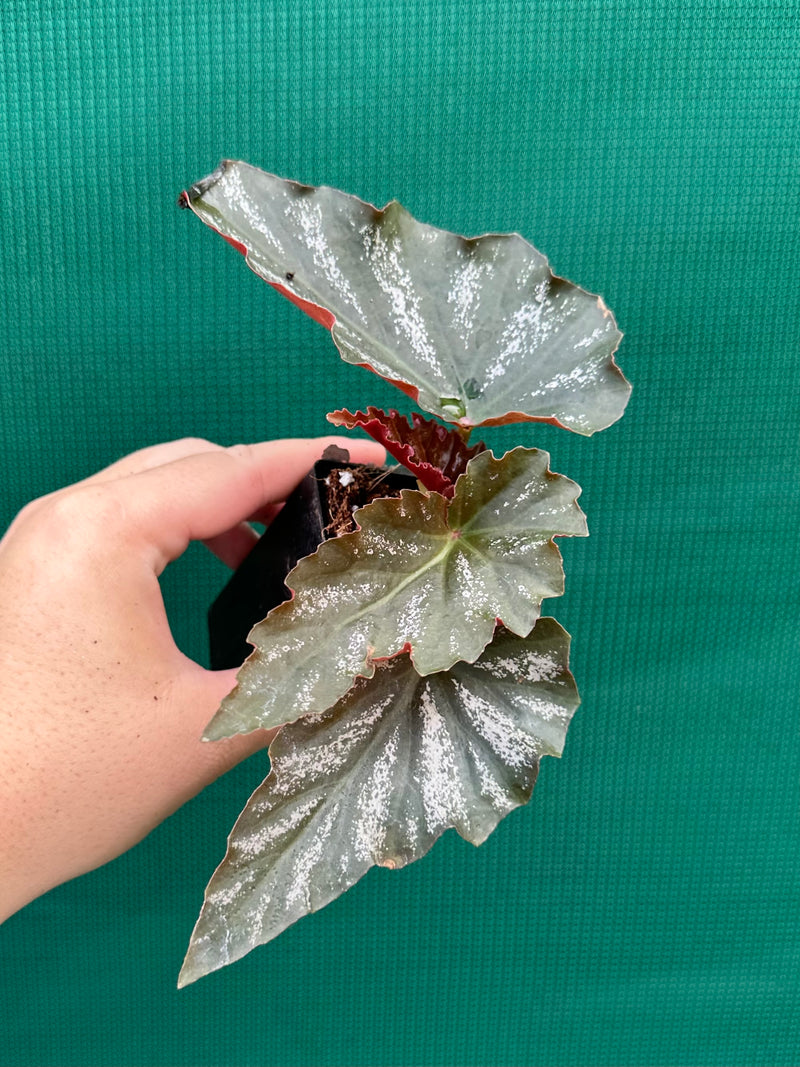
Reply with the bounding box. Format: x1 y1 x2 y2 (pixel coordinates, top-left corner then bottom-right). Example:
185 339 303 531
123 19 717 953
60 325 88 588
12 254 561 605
225 443 272 500
171 436 216 453
29 485 128 545
2 485 129 578
225 442 254 462
9 494 49 528
118 437 217 472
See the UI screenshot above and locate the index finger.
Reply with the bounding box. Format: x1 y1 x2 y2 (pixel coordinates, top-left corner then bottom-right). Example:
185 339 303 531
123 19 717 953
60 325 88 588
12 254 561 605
115 436 385 573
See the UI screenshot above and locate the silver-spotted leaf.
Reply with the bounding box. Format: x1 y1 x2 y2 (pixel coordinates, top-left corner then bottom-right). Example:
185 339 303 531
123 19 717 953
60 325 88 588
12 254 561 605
205 447 587 740
179 618 579 986
182 161 630 433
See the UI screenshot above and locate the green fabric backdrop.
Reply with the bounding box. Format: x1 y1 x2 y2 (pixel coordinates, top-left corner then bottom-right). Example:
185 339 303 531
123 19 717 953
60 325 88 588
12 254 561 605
1 2 798 1064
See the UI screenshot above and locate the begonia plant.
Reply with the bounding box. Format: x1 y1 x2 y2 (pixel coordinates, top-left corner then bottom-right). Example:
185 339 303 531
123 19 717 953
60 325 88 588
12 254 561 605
176 161 630 986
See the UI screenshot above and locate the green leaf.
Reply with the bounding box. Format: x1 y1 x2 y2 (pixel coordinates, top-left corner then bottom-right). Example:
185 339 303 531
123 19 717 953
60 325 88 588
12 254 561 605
181 161 630 433
205 447 587 740
179 619 579 986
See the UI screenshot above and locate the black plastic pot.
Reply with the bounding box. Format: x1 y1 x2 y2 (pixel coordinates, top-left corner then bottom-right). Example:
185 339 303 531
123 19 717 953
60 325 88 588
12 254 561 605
208 459 416 669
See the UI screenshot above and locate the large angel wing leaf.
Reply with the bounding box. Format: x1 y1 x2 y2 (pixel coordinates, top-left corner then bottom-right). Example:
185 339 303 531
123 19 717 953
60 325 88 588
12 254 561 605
181 161 630 433
179 619 579 986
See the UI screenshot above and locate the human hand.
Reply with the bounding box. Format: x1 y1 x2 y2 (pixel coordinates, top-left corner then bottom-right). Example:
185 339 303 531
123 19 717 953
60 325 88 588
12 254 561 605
0 436 385 921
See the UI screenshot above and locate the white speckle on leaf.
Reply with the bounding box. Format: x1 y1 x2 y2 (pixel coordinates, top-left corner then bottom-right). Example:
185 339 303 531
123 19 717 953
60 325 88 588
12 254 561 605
284 802 341 910
276 694 393 795
286 198 365 317
455 681 544 770
573 326 604 350
354 722 400 861
222 168 286 257
207 874 254 909
471 648 559 682
418 685 467 831
363 223 440 374
447 258 495 341
469 745 515 812
235 794 323 859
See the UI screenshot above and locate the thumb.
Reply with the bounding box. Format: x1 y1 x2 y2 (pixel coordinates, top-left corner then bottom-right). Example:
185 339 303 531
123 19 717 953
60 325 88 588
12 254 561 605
173 666 278 799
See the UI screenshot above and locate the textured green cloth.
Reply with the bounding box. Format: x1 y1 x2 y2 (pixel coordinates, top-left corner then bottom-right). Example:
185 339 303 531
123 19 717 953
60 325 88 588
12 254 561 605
1 1 798 1064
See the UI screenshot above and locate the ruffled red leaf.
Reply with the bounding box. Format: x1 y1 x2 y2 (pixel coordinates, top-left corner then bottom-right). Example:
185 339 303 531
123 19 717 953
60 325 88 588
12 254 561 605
327 407 485 497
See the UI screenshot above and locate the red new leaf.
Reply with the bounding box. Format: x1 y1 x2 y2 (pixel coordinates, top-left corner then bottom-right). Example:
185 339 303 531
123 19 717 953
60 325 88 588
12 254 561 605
328 407 485 497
